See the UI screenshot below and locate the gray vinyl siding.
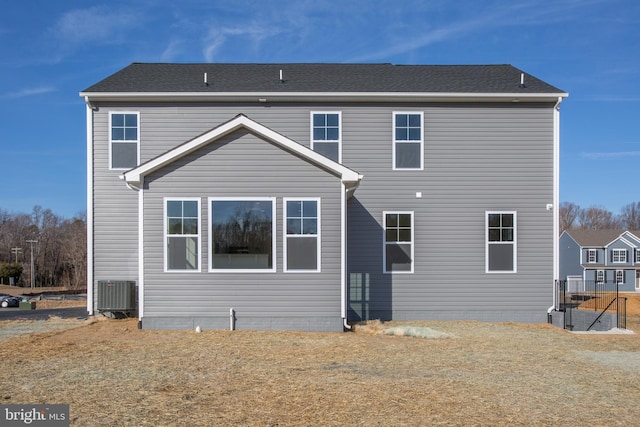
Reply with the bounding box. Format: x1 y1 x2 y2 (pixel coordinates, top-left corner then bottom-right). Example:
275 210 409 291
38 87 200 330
346 103 556 323
91 109 139 311
92 101 557 327
559 233 582 280
141 129 343 329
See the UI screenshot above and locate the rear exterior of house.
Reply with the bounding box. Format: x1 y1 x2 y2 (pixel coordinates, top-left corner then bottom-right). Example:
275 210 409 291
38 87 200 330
81 63 567 331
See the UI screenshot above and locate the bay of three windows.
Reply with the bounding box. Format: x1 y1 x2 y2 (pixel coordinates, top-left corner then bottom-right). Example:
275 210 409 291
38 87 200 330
165 198 319 272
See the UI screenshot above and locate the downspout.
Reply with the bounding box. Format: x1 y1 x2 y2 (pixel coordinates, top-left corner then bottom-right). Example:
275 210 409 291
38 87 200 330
121 177 145 324
341 182 351 330
84 96 95 316
548 96 564 320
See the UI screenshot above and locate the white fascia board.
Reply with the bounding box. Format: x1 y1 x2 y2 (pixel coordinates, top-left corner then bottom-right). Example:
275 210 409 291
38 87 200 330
80 91 569 103
121 114 362 185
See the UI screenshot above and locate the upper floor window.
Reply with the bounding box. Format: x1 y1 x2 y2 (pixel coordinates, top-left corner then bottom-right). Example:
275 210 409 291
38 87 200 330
209 198 275 272
311 112 341 163
586 249 598 263
284 199 320 272
636 249 640 263
383 212 414 273
110 112 139 169
393 112 423 170
165 199 200 272
486 211 517 273
611 249 627 263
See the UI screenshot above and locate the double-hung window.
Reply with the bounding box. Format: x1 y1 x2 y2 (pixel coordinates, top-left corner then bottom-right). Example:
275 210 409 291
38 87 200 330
611 249 627 263
486 211 517 273
109 112 139 169
393 112 423 170
165 199 200 271
596 270 605 283
383 212 414 273
209 198 275 272
616 270 624 284
586 249 598 264
284 199 320 272
311 112 341 163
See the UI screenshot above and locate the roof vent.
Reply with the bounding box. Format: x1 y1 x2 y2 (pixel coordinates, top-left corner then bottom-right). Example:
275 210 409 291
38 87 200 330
519 72 526 88
279 69 284 83
204 72 209 86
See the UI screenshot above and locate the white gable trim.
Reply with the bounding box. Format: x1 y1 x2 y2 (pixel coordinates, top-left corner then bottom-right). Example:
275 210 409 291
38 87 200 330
121 114 362 188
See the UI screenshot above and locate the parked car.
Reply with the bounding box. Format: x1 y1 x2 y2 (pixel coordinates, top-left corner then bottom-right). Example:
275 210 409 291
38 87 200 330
0 295 21 308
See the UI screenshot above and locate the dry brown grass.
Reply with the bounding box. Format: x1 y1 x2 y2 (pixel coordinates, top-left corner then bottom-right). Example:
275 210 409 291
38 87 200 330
1 312 640 426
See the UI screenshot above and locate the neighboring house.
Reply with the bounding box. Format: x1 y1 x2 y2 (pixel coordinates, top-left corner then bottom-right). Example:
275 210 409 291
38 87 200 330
80 63 567 331
559 229 640 292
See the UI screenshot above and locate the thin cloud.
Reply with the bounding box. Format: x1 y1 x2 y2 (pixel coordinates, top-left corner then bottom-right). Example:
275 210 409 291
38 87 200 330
350 0 611 62
5 86 56 99
581 151 640 160
203 24 285 62
51 6 141 47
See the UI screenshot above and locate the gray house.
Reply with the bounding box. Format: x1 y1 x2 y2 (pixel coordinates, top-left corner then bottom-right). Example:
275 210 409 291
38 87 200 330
559 229 640 292
80 63 568 331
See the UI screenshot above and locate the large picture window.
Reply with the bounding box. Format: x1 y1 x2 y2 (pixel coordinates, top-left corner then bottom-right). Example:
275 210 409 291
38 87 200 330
393 112 423 170
486 211 517 273
284 199 320 272
383 212 414 273
109 112 139 169
165 199 200 271
210 198 275 271
311 112 341 163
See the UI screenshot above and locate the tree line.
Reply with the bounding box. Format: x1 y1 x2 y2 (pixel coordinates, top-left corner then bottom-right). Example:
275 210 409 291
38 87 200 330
560 201 640 234
0 206 86 289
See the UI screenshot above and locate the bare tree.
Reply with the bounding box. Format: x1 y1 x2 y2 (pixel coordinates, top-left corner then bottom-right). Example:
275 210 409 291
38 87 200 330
577 205 620 230
559 202 581 234
0 206 86 288
619 202 640 230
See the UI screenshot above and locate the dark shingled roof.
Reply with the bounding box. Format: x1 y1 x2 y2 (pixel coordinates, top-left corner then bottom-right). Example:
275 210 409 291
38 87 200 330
563 229 640 247
82 63 565 94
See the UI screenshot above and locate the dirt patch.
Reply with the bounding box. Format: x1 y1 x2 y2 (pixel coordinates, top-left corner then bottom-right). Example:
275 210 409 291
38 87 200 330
0 317 639 426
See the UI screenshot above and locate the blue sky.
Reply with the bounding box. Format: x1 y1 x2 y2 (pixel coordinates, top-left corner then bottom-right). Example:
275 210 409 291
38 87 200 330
1 0 638 218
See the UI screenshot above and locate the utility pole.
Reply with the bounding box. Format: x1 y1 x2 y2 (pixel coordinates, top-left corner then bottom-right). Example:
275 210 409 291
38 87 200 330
11 247 22 263
25 240 37 289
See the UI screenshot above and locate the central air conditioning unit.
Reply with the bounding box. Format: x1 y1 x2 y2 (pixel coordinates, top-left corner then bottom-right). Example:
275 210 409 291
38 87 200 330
97 280 137 317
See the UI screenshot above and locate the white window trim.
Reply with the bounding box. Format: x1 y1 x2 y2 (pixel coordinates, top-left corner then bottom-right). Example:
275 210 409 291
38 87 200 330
611 248 627 263
108 111 140 170
485 211 518 274
596 269 605 283
392 111 424 171
163 197 201 273
310 111 342 163
208 197 276 273
616 270 624 284
383 211 415 274
283 197 321 273
586 249 597 264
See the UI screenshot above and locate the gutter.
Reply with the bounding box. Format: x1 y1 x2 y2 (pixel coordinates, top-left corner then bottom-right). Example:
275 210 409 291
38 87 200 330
80 91 569 104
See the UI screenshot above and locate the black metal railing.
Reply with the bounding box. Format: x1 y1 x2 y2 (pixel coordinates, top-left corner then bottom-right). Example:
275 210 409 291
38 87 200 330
555 279 627 331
